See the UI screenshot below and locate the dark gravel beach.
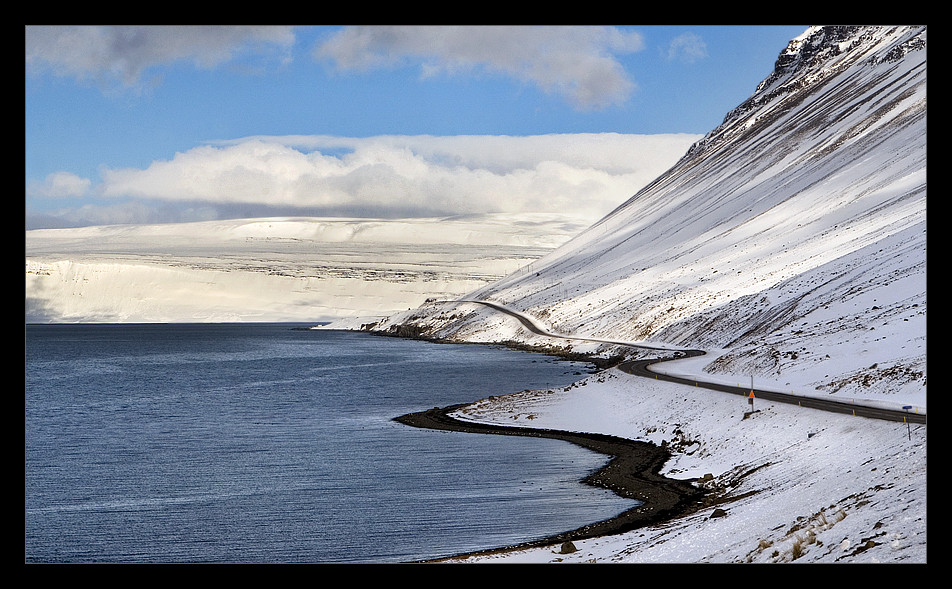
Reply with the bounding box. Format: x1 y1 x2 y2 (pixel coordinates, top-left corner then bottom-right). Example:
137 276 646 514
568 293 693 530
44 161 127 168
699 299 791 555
394 403 709 561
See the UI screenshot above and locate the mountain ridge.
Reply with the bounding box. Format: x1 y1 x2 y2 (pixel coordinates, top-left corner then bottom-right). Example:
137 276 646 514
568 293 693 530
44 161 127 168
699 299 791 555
373 25 927 406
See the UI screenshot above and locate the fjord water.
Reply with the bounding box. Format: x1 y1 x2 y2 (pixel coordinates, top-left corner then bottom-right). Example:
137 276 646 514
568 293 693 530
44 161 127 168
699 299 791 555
25 324 636 563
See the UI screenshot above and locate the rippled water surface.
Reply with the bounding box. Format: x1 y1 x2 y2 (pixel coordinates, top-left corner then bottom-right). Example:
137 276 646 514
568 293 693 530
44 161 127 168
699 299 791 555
25 324 635 563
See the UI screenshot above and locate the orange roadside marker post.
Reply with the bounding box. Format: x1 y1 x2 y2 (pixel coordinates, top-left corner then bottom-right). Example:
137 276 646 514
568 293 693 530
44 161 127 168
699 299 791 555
744 376 756 417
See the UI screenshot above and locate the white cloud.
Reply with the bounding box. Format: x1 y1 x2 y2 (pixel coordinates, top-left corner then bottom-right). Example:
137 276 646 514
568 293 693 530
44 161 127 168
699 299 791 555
93 134 700 223
314 26 645 110
28 171 92 198
25 25 645 108
662 32 708 63
25 25 295 89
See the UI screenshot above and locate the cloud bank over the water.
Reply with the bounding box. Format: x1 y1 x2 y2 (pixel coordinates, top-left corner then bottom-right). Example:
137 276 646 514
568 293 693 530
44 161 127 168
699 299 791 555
28 133 700 229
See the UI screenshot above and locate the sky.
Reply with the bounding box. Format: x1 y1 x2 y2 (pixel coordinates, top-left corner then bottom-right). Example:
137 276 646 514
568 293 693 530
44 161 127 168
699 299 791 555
25 25 808 230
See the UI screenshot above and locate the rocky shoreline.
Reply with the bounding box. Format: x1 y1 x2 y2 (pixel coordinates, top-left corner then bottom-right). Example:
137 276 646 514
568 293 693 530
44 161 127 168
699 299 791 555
393 403 710 562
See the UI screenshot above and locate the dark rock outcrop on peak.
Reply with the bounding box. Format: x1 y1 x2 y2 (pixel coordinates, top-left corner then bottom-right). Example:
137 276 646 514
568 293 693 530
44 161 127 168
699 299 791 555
687 25 926 159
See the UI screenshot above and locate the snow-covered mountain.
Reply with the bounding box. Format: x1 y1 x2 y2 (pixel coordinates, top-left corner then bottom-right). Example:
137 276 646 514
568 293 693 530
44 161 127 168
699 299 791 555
373 26 927 408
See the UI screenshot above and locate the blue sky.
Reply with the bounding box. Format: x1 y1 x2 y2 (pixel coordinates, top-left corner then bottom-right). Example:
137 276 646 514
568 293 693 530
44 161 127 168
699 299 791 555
25 25 807 229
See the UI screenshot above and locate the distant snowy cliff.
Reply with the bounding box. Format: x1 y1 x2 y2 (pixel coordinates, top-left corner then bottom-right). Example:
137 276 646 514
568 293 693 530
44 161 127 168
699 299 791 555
25 214 589 324
376 26 927 406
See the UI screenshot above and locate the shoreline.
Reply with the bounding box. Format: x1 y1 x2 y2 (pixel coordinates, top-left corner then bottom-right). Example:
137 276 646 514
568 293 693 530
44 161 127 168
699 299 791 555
393 403 710 562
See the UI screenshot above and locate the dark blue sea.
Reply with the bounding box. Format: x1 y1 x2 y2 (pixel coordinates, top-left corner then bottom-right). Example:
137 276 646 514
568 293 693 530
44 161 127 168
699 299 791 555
25 324 636 563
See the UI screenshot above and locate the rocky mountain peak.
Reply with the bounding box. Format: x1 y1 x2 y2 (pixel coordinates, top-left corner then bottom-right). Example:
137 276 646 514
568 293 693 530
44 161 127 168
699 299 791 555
684 25 926 159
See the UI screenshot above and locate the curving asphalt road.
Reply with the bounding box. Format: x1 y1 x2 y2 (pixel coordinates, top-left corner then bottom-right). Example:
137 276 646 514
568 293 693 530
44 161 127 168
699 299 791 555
460 299 926 425
391 299 924 560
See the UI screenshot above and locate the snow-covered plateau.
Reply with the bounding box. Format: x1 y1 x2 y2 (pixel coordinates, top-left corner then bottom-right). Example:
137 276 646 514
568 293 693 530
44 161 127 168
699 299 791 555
362 26 927 563
25 213 592 324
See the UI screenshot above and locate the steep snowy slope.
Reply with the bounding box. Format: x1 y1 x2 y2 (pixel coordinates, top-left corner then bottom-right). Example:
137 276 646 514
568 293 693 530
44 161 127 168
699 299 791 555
376 26 927 406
